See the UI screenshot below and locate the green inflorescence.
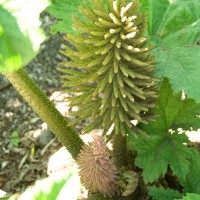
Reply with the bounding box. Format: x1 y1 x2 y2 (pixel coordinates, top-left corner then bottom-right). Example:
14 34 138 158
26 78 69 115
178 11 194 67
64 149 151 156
60 0 158 136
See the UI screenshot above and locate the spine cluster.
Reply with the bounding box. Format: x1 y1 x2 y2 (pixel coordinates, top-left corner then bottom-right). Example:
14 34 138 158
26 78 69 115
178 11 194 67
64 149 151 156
77 135 118 197
60 0 157 136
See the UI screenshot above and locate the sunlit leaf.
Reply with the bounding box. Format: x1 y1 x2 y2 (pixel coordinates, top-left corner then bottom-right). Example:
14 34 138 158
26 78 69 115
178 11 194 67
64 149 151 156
9 171 80 200
0 0 49 72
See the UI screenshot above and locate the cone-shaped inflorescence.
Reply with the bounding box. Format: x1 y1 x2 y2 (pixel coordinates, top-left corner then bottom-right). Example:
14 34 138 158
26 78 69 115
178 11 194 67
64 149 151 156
77 135 118 197
60 0 158 136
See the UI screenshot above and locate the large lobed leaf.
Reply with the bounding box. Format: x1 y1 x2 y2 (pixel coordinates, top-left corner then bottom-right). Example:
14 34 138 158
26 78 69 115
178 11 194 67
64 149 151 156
142 78 200 134
148 186 182 200
128 78 200 184
144 0 200 102
0 0 49 73
175 193 200 200
134 133 191 183
180 149 200 194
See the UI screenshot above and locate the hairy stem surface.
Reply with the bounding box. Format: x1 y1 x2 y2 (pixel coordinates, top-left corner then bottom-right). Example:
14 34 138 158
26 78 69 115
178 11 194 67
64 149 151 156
112 133 127 169
5 69 84 159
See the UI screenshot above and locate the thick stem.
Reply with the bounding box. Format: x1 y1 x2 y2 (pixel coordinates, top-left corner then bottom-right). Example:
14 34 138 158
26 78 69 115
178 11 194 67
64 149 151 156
112 133 127 169
86 193 112 200
4 69 84 159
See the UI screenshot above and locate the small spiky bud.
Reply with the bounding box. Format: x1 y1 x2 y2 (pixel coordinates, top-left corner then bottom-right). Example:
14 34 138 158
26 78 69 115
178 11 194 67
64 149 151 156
77 136 118 197
118 170 139 196
60 0 158 136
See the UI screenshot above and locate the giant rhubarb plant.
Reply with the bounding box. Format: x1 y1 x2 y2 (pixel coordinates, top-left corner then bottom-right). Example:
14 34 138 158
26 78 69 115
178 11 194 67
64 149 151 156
59 0 158 198
2 0 155 197
3 0 200 199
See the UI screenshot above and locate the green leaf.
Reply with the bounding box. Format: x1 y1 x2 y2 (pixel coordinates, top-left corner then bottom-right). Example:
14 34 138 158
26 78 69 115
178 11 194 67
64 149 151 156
0 0 48 73
148 0 200 38
135 133 191 183
142 78 200 133
0 197 10 200
148 0 200 102
0 24 3 36
154 45 200 102
0 7 22 72
148 186 182 200
180 149 200 194
148 0 170 37
11 131 20 147
138 0 149 13
11 171 80 200
175 193 200 200
47 0 84 34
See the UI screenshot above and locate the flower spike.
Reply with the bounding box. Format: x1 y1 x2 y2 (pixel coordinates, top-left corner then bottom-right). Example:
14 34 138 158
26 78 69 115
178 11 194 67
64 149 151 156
60 0 158 136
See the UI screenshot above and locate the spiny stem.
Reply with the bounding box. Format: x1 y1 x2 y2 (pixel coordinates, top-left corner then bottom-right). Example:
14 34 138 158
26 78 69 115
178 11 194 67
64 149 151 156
112 133 127 169
4 69 84 159
86 193 112 200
